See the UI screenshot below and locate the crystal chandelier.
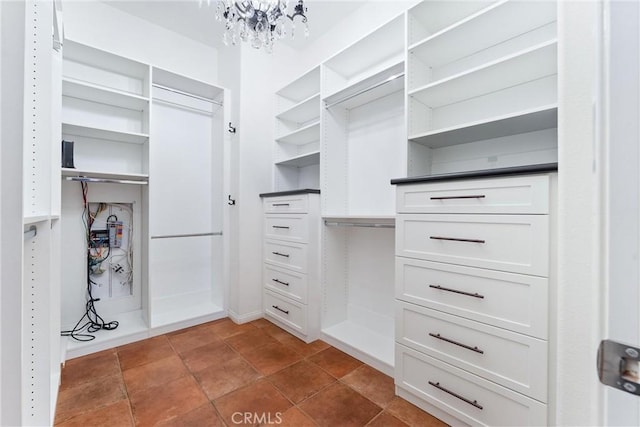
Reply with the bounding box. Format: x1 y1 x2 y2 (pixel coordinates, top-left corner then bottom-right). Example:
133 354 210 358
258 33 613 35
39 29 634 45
211 0 309 52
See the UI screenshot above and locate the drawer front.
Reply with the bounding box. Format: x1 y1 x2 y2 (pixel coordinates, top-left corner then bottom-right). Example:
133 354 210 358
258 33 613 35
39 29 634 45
263 195 308 213
264 289 307 334
264 214 309 243
396 214 549 276
396 258 548 339
396 175 550 214
264 240 308 273
263 263 308 304
396 302 547 402
395 345 547 427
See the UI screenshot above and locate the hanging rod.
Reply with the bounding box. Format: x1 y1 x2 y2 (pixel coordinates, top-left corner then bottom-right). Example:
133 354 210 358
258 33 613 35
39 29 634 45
152 83 223 106
324 221 395 229
324 72 405 109
151 231 223 239
24 225 37 240
65 176 148 185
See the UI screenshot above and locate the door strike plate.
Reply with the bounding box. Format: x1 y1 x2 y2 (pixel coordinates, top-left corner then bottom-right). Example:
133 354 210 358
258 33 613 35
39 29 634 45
597 339 640 395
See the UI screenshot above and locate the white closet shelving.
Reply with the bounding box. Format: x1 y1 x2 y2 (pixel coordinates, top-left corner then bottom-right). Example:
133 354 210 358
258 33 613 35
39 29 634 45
274 66 321 191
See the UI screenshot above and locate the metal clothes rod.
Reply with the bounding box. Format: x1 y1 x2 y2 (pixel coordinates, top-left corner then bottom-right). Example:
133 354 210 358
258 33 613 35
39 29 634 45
152 97 216 116
324 72 405 109
151 232 223 239
65 176 148 185
152 83 223 106
324 221 395 229
24 225 37 240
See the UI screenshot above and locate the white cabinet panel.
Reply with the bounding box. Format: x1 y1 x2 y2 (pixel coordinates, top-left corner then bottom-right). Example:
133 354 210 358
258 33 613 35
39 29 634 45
263 264 308 304
264 214 309 243
150 90 214 236
263 240 308 273
264 289 307 334
263 194 310 213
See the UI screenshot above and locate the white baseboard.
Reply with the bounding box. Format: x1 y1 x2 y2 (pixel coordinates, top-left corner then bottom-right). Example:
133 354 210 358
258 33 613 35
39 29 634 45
228 309 263 324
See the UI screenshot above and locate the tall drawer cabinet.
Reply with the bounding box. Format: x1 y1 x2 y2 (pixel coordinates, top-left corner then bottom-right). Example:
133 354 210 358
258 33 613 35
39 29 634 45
392 165 557 427
260 190 321 342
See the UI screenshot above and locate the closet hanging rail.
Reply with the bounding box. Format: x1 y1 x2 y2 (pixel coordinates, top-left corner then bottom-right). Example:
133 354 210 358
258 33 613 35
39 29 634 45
152 83 223 106
324 220 395 229
24 225 37 240
324 72 405 109
65 176 148 185
151 232 223 239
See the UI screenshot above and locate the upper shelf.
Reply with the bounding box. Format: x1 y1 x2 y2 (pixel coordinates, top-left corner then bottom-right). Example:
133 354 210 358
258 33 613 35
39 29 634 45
276 120 320 145
277 66 321 103
276 93 320 124
409 40 557 108
62 77 149 111
61 167 149 183
275 151 320 168
62 122 149 144
324 61 404 110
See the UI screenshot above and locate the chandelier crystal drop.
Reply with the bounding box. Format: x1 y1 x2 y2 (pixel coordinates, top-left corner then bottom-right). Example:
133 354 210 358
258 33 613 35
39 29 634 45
211 0 309 52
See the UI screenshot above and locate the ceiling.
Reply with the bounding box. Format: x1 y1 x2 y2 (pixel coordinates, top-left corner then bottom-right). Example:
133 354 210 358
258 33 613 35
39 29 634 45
103 0 366 51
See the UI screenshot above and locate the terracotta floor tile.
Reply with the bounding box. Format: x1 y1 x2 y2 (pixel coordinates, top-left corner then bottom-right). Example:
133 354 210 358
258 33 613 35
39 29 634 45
123 354 188 396
214 379 292 426
118 336 175 371
195 356 262 400
55 399 133 427
386 397 449 427
366 411 409 427
242 342 303 376
268 360 335 403
182 341 238 373
341 364 396 407
59 349 120 391
251 318 272 328
168 324 223 355
261 323 295 341
276 335 330 358
307 347 363 378
156 403 225 427
225 328 280 354
130 376 209 426
208 318 257 339
54 374 127 424
274 407 317 427
299 382 382 427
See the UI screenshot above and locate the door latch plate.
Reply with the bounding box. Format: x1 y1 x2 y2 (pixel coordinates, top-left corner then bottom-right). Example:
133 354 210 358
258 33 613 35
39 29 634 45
598 339 640 395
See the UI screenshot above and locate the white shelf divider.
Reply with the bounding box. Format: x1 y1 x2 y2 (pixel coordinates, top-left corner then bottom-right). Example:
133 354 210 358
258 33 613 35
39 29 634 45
275 151 320 168
62 77 149 111
276 120 320 145
276 93 320 124
62 122 149 144
61 167 149 182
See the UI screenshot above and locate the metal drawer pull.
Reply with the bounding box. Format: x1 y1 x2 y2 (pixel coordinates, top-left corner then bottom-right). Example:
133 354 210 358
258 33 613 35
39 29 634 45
272 278 290 286
430 236 485 244
272 225 290 229
428 381 483 410
272 305 289 315
272 252 290 258
429 333 484 354
272 203 290 207
430 195 486 200
429 285 484 299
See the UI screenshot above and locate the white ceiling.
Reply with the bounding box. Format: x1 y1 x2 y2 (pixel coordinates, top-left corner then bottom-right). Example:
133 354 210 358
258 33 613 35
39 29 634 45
102 0 366 51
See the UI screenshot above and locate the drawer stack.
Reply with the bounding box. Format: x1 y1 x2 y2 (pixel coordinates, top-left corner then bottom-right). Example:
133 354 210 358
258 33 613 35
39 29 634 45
393 173 554 426
261 191 320 342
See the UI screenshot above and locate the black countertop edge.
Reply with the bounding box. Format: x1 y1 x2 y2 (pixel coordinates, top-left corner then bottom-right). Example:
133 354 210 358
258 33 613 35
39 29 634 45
259 189 321 198
391 163 559 185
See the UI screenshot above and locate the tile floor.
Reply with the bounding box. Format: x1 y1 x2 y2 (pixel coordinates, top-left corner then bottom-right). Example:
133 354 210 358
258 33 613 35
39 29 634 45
54 318 448 427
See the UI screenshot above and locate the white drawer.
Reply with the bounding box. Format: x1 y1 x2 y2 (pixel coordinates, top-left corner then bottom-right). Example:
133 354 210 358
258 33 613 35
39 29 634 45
395 258 548 339
264 240 308 273
395 345 547 427
263 195 309 213
263 263 308 304
396 301 547 402
264 289 307 334
264 214 309 243
396 175 550 214
396 214 549 276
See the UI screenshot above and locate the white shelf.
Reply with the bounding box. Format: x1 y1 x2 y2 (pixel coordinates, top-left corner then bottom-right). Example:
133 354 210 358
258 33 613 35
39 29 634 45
324 61 404 110
323 215 395 222
23 215 52 225
409 0 556 68
276 120 320 145
275 151 320 168
151 298 224 329
409 105 558 148
61 168 149 182
276 93 320 124
410 40 557 108
62 77 149 111
153 67 224 101
277 66 321 103
62 122 149 144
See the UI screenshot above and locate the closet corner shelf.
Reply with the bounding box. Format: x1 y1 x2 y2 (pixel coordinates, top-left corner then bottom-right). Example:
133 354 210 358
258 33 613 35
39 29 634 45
275 151 320 168
276 66 320 103
276 93 320 124
62 77 149 111
409 104 558 148
23 215 53 225
62 122 149 144
275 120 320 145
62 168 149 184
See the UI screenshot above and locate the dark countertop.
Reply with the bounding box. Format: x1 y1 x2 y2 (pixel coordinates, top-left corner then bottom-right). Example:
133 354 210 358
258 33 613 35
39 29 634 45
259 188 321 198
391 163 558 185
